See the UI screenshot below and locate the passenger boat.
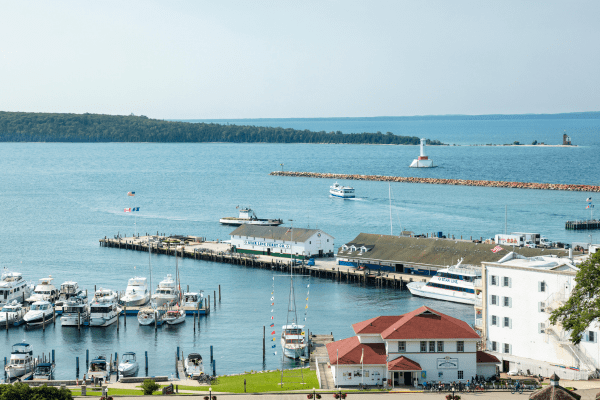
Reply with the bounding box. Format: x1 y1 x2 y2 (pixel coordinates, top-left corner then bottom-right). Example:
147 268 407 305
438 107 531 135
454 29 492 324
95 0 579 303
161 308 185 325
219 207 283 226
118 352 139 377
151 274 179 308
60 295 90 326
0 270 32 307
32 362 55 380
184 353 204 379
5 342 34 379
0 301 27 327
181 291 203 314
281 268 307 359
23 301 54 326
26 277 59 304
89 288 120 327
55 281 84 307
329 182 355 199
119 277 150 307
88 355 109 381
406 258 481 305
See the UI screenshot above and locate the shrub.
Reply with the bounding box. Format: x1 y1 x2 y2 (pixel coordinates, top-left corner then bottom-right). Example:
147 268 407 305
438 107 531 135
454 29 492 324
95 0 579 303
141 379 160 395
445 395 461 400
203 396 217 400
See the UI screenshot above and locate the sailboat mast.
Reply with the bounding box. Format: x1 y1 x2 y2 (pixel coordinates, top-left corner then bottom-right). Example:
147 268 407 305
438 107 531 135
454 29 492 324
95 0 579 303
149 243 152 298
389 183 393 235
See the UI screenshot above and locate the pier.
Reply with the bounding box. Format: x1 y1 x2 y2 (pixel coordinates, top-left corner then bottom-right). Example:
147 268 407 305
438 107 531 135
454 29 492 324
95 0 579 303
270 171 600 192
565 219 600 230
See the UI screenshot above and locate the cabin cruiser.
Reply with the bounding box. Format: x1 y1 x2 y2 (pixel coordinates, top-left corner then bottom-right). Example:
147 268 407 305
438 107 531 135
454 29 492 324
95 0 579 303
151 275 179 307
60 295 90 326
0 301 27 327
26 277 59 304
32 363 55 380
281 324 307 359
5 342 34 379
0 270 32 307
55 281 85 307
23 300 54 326
220 207 283 226
161 308 185 325
119 277 150 307
88 355 109 381
89 288 120 327
181 291 203 314
184 353 204 379
118 352 139 377
329 182 355 199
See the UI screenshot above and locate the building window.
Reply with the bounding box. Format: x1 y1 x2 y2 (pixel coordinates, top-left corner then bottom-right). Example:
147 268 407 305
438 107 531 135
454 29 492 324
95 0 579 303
503 296 511 307
429 341 436 352
491 315 497 326
504 343 511 354
420 341 427 352
491 275 498 286
589 331 596 342
491 341 497 351
502 276 511 287
491 295 497 305
364 371 370 377
504 317 511 328
458 371 464 380
398 341 406 352
457 341 464 352
437 341 444 352
539 281 546 292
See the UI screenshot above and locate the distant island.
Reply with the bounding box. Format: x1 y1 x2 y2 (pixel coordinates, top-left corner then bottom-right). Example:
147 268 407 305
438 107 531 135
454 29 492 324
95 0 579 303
0 111 443 145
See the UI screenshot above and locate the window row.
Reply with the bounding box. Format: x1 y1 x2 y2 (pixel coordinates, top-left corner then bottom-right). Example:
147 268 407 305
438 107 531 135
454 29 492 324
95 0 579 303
397 341 465 352
490 341 511 354
491 315 512 328
490 295 512 307
490 275 511 287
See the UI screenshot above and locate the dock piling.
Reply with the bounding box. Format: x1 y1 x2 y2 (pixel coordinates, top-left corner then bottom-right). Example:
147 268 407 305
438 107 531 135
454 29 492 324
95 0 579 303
145 351 148 375
76 356 79 377
52 349 55 364
219 285 221 301
214 291 216 308
210 345 213 364
212 360 216 376
124 306 126 326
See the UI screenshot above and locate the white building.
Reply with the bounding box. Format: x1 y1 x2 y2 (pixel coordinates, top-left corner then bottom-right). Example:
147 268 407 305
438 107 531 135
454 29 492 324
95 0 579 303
229 225 334 259
326 306 497 387
476 252 599 380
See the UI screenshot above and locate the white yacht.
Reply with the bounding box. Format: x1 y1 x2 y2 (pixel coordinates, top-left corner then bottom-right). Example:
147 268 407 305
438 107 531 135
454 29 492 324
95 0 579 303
220 207 283 226
184 353 204 379
281 268 308 359
119 277 150 307
137 307 158 326
161 308 185 325
0 270 32 307
330 182 355 199
23 300 54 326
26 277 59 304
151 274 179 308
55 281 84 307
0 301 27 327
5 342 34 379
32 362 55 380
60 295 89 326
407 259 481 305
181 291 203 314
118 352 139 377
88 355 109 381
89 288 120 327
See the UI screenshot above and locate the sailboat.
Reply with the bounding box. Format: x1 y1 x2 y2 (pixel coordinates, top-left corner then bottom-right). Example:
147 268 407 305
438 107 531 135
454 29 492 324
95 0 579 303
280 263 307 359
138 242 162 326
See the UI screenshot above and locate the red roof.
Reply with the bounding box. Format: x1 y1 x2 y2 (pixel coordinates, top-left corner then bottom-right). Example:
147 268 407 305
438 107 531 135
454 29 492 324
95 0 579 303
352 316 400 335
326 336 386 365
476 351 500 364
387 356 422 371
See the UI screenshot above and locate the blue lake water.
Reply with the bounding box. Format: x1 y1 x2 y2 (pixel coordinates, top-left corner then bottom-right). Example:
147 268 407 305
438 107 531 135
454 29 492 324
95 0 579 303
1 116 599 379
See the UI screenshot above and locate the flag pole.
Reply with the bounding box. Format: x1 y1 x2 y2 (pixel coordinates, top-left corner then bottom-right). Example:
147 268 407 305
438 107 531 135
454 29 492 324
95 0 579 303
361 348 364 387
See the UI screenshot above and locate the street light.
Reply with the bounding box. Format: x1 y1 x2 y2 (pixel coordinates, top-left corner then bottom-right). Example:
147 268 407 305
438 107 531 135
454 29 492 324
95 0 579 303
209 387 212 400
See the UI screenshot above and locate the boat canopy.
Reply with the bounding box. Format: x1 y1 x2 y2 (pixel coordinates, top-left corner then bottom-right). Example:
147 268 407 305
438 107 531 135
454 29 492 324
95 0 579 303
188 353 202 360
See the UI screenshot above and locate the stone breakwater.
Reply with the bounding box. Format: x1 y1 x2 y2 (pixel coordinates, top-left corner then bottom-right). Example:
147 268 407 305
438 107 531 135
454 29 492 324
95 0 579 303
270 171 600 192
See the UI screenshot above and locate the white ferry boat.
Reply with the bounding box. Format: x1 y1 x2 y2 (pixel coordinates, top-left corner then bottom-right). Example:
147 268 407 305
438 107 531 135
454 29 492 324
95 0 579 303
330 182 355 199
89 288 120 327
220 207 283 226
60 295 89 326
0 301 27 327
0 270 32 307
407 259 481 305
23 300 54 326
5 342 34 379
151 274 179 308
26 277 59 304
119 277 150 307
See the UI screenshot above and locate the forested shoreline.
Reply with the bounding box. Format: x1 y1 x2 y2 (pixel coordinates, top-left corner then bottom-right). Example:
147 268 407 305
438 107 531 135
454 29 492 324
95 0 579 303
0 111 443 145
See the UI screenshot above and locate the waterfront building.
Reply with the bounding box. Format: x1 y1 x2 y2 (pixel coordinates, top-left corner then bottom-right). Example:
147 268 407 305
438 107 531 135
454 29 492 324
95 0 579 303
475 252 598 380
229 225 334 259
326 306 497 387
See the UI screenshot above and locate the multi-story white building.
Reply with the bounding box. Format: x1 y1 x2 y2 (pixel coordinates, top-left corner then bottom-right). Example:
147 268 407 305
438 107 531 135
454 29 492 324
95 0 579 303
476 252 599 380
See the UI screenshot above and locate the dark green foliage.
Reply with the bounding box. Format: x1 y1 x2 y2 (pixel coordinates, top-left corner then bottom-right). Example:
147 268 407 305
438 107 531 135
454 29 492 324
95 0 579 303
0 383 73 400
549 251 600 344
0 111 443 145
141 379 160 395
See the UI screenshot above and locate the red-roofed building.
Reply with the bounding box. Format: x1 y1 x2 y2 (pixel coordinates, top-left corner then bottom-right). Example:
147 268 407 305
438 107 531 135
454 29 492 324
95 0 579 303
326 306 494 388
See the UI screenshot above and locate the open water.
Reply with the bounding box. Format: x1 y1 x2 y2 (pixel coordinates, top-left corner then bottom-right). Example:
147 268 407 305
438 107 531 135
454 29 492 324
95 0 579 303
1 116 599 379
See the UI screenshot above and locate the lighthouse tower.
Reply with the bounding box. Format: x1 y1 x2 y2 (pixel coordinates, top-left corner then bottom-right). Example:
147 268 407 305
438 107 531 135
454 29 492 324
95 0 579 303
409 138 434 168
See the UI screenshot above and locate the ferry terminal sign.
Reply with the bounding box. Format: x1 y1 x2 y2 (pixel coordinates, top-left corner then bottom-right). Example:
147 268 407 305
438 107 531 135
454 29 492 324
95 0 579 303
244 240 290 249
437 356 459 369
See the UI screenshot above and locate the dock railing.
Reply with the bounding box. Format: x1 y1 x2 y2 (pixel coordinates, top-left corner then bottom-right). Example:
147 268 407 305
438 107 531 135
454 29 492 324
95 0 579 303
315 357 322 389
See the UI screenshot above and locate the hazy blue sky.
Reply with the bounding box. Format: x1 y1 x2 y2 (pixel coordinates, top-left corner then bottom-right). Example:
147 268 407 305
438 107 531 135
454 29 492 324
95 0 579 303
1 1 599 119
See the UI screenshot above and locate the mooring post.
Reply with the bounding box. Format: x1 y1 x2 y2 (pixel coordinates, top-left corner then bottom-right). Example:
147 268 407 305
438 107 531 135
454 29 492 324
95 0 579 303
213 291 216 308
86 349 89 368
43 312 46 331
76 356 79 377
154 311 157 330
78 311 81 331
212 359 216 376
52 349 55 364
117 310 119 332
145 351 148 375
263 326 265 360
193 313 196 332
210 345 213 364
219 285 221 302
208 295 210 312
124 306 126 326
177 346 180 360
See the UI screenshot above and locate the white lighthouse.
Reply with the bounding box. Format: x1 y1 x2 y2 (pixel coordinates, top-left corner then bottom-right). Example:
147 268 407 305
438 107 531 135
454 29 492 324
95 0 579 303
409 138 434 168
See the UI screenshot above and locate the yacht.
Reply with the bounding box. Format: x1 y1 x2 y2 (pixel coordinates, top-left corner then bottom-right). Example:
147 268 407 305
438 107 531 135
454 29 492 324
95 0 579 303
118 352 139 377
0 270 32 307
32 363 55 380
26 277 59 304
281 268 308 359
119 277 150 307
151 274 179 308
89 288 120 327
184 353 204 379
5 342 34 379
55 281 85 307
161 308 185 325
220 207 283 226
407 259 481 305
181 291 203 314
330 182 355 199
88 355 109 381
23 300 54 326
60 295 90 326
0 301 27 327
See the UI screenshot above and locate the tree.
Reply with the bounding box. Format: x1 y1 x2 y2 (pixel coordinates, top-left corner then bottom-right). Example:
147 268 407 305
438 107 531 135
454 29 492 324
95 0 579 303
141 379 160 395
532 140 538 145
549 251 600 344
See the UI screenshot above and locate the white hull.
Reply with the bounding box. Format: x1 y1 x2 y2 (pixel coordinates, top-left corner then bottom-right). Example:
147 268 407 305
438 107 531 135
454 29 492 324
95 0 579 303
165 315 185 325
24 311 55 326
152 295 178 308
407 281 475 305
219 218 283 226
281 339 306 359
120 296 149 307
330 191 355 198
118 362 139 377
137 312 156 326
89 314 118 327
6 364 33 379
0 311 26 326
60 313 88 326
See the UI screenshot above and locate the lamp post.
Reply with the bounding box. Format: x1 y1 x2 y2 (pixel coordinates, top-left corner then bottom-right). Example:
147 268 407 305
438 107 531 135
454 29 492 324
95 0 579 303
313 387 315 400
209 387 212 400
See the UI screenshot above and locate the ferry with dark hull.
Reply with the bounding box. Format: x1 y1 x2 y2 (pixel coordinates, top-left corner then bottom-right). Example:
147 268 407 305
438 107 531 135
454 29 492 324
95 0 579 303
220 208 283 226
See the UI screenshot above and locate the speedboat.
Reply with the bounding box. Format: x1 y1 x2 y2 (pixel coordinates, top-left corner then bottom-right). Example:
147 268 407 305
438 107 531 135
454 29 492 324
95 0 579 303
89 288 120 327
0 301 27 327
220 207 283 226
281 324 307 359
5 342 34 379
23 300 54 326
151 275 179 308
181 291 203 314
118 352 139 377
407 258 481 305
0 269 32 307
60 295 89 326
161 308 185 325
88 355 109 381
184 353 204 379
55 281 85 307
26 277 59 304
32 363 54 380
119 277 150 307
329 182 355 199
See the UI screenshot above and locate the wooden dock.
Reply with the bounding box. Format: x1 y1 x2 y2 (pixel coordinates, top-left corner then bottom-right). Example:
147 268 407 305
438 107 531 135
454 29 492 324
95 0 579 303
565 219 600 230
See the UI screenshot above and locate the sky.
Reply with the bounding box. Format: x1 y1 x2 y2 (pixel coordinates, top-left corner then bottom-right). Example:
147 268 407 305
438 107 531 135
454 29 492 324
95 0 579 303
1 1 599 119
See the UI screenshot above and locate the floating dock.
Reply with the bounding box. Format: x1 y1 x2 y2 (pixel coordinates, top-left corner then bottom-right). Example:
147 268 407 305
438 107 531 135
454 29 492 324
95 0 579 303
565 220 600 230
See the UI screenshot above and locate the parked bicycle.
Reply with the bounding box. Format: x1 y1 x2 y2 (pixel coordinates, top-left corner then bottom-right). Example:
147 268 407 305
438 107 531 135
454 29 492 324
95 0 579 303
511 383 524 394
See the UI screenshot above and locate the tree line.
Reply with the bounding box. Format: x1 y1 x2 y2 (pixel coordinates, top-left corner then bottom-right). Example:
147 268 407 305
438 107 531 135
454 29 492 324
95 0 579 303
0 111 443 145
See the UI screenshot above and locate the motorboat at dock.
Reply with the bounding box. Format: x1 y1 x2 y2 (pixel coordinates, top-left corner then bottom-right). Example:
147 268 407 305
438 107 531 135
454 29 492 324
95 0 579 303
55 281 85 308
184 353 204 379
26 277 59 304
151 274 179 308
89 288 120 327
5 342 34 379
60 294 90 326
220 207 283 226
329 182 355 199
88 355 109 382
0 269 32 307
23 301 54 327
0 301 27 327
119 277 150 307
181 291 203 315
118 352 139 377
32 362 55 380
160 308 185 325
137 307 162 326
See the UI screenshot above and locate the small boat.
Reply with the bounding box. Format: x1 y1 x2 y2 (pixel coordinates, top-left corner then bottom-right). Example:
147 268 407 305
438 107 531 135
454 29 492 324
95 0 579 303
161 308 185 325
220 207 283 226
26 276 59 304
184 353 204 379
60 295 89 326
329 182 355 199
0 300 27 327
181 291 203 314
0 269 32 307
32 362 55 380
88 355 109 381
5 342 34 379
119 276 150 307
89 288 120 327
55 281 84 307
151 275 179 308
137 307 163 326
23 301 54 326
118 352 139 377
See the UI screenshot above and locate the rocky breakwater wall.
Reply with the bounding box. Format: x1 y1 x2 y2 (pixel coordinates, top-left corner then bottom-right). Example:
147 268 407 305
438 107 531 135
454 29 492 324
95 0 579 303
270 171 600 192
